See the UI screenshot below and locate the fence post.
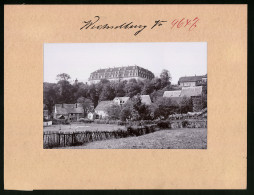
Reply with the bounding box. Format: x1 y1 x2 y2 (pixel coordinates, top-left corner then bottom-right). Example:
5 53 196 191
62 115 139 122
72 133 75 145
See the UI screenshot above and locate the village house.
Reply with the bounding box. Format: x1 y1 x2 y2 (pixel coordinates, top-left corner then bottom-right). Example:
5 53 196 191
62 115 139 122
113 97 130 106
178 75 207 87
163 86 204 112
163 90 181 98
140 95 152 105
87 111 99 120
53 103 84 122
94 101 114 119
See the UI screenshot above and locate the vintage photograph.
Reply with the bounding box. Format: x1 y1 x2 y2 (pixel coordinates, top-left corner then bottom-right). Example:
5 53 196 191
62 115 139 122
43 42 207 149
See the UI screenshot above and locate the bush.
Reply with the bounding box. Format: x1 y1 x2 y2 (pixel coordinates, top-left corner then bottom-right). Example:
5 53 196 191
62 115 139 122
182 120 188 128
78 118 93 123
156 121 170 129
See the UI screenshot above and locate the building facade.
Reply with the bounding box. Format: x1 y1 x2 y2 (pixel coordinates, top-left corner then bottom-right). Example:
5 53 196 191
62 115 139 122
178 75 207 87
88 65 155 84
113 97 130 107
163 86 204 112
94 101 114 119
53 103 84 122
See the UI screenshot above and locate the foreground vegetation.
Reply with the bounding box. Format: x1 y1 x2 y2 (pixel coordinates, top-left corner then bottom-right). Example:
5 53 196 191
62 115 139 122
60 128 207 149
44 123 126 132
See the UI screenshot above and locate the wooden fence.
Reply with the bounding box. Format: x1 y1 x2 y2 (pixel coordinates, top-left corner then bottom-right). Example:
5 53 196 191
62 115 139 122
43 125 158 149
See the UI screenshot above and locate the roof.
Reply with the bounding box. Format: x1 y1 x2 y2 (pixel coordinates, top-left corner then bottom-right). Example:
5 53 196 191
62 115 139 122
95 101 114 112
180 86 202 97
43 104 48 110
91 65 154 75
113 97 130 102
163 90 181 98
178 75 207 83
55 103 84 114
140 95 152 105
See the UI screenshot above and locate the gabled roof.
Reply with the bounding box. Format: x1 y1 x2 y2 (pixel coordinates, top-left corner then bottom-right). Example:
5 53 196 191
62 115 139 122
179 75 207 83
55 103 84 114
163 90 181 98
113 97 130 102
95 101 113 112
180 86 202 97
140 95 152 105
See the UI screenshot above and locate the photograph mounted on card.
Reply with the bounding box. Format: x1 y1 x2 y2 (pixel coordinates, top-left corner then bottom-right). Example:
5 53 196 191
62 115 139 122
43 42 207 149
5 5 247 190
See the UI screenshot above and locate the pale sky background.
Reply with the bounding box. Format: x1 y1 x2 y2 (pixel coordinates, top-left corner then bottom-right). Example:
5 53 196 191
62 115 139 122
44 42 207 84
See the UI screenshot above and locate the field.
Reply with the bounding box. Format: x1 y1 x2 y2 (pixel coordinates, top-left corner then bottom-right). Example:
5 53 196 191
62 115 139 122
43 123 126 132
60 128 207 149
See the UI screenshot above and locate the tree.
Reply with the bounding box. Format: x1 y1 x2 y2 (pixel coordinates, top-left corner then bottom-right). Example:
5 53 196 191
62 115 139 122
107 104 121 120
100 78 110 84
99 83 115 101
120 101 133 121
150 89 165 102
179 96 193 113
56 73 71 81
124 79 141 97
77 97 94 117
57 79 73 103
201 94 207 109
88 84 99 107
131 94 151 120
112 81 126 97
43 83 59 115
141 79 154 95
153 97 178 119
160 69 171 88
151 77 162 90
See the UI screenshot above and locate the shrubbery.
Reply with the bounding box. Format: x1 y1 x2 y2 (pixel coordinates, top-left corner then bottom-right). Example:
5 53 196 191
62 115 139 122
52 118 70 125
156 120 171 129
78 118 93 123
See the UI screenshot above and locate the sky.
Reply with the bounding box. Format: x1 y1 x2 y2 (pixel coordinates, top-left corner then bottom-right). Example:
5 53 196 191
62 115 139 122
44 42 207 84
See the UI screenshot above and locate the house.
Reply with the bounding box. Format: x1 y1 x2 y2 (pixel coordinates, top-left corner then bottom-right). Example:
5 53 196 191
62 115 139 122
163 86 204 112
43 104 49 120
53 103 84 122
113 97 130 106
140 95 152 105
163 86 202 98
87 112 99 120
163 90 181 98
180 86 203 97
178 75 207 87
94 101 114 119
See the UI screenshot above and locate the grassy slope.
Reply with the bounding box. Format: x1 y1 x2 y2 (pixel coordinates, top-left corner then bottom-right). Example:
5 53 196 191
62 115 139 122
62 128 207 149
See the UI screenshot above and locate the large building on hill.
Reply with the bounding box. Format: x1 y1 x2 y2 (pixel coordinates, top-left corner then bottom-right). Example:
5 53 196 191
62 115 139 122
88 65 155 84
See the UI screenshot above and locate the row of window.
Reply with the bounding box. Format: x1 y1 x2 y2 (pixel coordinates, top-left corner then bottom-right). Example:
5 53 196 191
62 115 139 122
91 71 154 79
